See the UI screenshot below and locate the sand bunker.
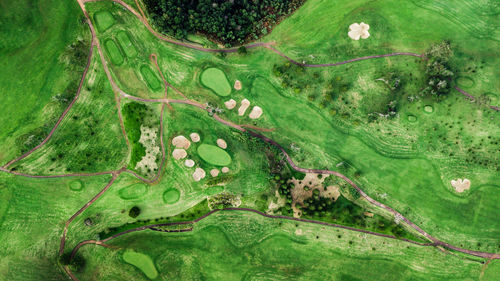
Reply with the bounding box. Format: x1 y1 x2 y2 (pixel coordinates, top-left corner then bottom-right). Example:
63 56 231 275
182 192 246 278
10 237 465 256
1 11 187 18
225 99 236 110
189 133 200 143
216 138 227 149
172 135 190 149
238 99 250 116
249 106 263 119
184 159 195 167
193 168 206 181
172 149 187 160
234 80 242 90
451 178 471 193
348 22 370 40
221 167 229 173
210 169 220 177
364 212 374 218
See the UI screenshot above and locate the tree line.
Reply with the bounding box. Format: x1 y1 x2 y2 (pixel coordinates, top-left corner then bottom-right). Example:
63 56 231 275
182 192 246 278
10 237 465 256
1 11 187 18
143 0 305 46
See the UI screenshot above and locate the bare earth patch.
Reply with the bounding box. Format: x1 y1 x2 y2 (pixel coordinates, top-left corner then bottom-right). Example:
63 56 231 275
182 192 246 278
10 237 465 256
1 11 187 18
172 135 190 149
189 133 200 143
184 159 195 167
348 22 370 40
451 178 471 193
234 80 242 90
135 126 160 177
288 173 339 218
238 99 250 116
221 167 229 173
210 169 220 177
216 138 227 149
249 106 263 119
193 168 206 181
224 99 236 110
172 149 187 160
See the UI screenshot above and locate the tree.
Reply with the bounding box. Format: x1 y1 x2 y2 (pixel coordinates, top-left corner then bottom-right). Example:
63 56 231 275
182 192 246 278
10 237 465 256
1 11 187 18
129 206 141 218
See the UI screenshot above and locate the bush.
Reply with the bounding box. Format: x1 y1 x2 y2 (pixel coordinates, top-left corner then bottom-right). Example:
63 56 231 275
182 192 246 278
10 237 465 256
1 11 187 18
129 206 141 218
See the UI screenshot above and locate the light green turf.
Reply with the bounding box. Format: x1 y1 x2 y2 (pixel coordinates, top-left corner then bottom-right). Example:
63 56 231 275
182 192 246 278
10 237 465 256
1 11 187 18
197 144 232 166
69 180 83 191
200 68 232 96
116 31 138 58
162 188 180 204
94 11 115 32
104 39 124 65
119 184 148 200
140 65 161 91
76 211 484 281
122 250 158 279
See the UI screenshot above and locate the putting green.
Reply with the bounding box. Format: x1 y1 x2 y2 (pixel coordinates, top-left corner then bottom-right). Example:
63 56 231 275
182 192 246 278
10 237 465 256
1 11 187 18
162 188 180 204
197 144 232 166
122 250 158 279
407 115 417 122
94 11 115 32
119 183 148 200
140 65 161 91
456 76 474 88
104 39 124 65
69 180 83 191
200 68 231 96
116 31 137 58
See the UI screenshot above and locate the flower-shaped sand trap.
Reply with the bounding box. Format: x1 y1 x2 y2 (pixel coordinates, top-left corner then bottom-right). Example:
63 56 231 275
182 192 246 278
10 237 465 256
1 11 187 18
348 22 370 40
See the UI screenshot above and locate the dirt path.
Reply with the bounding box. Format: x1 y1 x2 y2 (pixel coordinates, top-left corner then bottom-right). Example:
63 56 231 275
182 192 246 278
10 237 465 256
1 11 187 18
59 170 121 256
67 207 435 264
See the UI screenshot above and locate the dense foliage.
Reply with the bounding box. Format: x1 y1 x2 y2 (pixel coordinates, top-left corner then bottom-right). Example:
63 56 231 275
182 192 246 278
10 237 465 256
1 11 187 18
423 41 454 96
142 0 305 46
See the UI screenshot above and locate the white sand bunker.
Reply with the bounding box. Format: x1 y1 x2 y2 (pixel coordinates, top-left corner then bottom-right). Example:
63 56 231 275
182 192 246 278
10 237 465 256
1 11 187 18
184 159 195 167
189 133 200 143
217 138 227 149
172 135 190 149
210 169 220 177
348 22 370 40
172 149 187 160
238 99 250 116
451 178 471 193
249 106 263 119
225 99 236 110
135 126 160 177
193 168 206 181
234 80 242 90
221 167 229 173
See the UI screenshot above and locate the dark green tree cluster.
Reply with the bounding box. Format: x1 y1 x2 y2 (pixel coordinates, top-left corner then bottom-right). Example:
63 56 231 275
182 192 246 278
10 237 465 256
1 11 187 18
128 206 141 218
143 0 305 46
423 41 454 96
122 102 156 168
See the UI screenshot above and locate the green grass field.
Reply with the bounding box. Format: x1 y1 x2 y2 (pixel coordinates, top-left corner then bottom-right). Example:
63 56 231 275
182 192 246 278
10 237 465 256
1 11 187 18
1 0 499 279
122 250 158 279
197 144 232 166
200 68 232 97
0 0 90 164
